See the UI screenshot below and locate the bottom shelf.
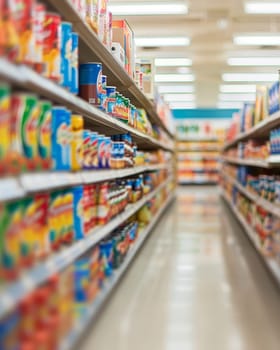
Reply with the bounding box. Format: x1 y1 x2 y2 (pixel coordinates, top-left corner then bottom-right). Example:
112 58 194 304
221 190 280 287
61 192 175 350
179 180 218 185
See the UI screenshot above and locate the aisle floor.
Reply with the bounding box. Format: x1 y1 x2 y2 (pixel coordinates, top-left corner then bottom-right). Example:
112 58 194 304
81 187 280 350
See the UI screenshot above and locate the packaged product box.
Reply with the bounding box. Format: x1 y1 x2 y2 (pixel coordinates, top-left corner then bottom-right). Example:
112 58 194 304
112 20 135 78
98 0 108 45
269 81 280 115
136 58 155 99
255 85 268 124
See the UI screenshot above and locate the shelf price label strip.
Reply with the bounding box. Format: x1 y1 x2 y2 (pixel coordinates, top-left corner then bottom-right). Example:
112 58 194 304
0 176 173 318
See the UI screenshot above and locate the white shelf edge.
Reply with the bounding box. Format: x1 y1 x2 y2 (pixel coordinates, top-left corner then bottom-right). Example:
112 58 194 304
60 192 175 350
0 176 173 317
0 164 169 201
221 156 270 168
221 190 280 286
221 172 280 218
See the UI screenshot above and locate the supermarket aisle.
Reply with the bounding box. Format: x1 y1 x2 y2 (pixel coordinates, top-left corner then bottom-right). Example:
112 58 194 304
81 186 280 350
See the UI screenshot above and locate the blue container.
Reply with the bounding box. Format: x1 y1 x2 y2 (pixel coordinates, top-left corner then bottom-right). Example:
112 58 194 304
100 240 113 277
71 32 79 94
79 63 103 106
106 86 116 116
100 75 107 112
60 22 73 89
73 186 84 240
51 107 71 170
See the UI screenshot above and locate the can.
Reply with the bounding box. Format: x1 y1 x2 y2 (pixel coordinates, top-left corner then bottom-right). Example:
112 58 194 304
79 63 103 107
60 22 73 89
73 186 84 240
17 0 35 65
38 100 52 170
0 84 11 175
106 86 116 116
70 32 79 95
34 3 46 73
71 114 84 171
51 107 71 171
43 13 61 82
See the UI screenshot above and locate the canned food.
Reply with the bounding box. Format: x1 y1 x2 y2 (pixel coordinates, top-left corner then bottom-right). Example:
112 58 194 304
79 62 103 107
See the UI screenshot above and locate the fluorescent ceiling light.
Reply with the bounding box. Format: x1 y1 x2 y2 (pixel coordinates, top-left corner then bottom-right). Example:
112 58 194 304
219 93 256 102
222 73 277 82
135 37 190 47
245 2 280 14
169 102 197 109
155 58 192 67
164 94 195 102
228 57 280 66
217 102 243 109
234 35 280 46
155 74 195 82
158 85 195 93
109 2 188 16
220 85 257 93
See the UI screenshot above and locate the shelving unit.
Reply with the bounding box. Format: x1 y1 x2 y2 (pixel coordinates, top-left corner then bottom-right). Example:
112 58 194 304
177 137 221 184
0 176 173 318
221 156 270 168
222 110 280 152
221 172 280 218
221 191 280 287
0 0 176 346
43 0 174 139
60 192 175 350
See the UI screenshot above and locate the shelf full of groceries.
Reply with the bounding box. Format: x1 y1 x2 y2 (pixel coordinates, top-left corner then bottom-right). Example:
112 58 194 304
0 0 176 349
176 121 225 184
221 71 280 287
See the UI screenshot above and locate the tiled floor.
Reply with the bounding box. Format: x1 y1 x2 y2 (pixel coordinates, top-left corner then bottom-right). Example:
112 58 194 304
80 186 280 350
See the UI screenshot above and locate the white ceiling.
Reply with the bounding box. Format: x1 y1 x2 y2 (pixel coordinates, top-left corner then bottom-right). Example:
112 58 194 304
110 0 280 108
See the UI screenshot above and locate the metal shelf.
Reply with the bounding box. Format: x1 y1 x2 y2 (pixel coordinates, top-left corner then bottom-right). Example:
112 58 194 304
0 164 169 202
0 176 173 318
177 137 219 142
60 192 175 350
221 172 280 218
0 59 174 153
221 191 280 287
42 0 174 139
177 147 221 152
221 156 270 168
223 111 280 151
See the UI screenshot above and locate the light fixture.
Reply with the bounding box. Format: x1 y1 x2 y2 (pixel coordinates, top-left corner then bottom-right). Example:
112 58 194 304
158 85 195 93
155 74 195 82
217 102 243 109
228 57 280 66
219 93 256 102
220 85 257 93
169 102 197 109
155 58 192 67
245 2 280 14
222 73 277 82
234 35 280 46
164 94 195 102
108 2 188 16
135 37 190 47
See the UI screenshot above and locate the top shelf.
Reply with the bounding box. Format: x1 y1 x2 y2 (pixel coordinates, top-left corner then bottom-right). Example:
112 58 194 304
0 59 174 153
44 0 174 139
223 111 280 151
